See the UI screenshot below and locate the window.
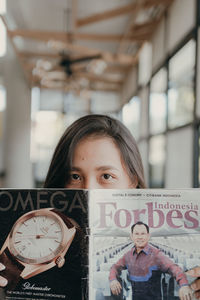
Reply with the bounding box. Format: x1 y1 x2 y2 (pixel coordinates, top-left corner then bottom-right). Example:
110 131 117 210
0 85 6 177
122 96 140 141
168 39 196 128
149 135 166 188
198 128 200 186
0 0 6 57
0 85 6 111
0 18 6 57
31 88 65 186
149 68 167 134
0 0 6 14
165 127 193 188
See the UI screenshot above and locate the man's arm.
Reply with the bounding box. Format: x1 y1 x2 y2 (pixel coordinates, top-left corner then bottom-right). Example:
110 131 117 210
110 280 122 295
109 254 127 296
156 250 192 300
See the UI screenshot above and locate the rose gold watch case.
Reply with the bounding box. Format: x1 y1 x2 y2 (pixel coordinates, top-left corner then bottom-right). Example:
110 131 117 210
5 208 76 279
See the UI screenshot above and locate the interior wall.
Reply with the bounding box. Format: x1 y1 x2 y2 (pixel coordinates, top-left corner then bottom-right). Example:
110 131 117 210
138 140 149 187
3 39 33 188
138 87 149 139
196 28 200 118
0 79 6 178
167 0 196 53
122 0 198 188
165 127 193 188
138 42 152 86
152 18 166 71
121 67 137 105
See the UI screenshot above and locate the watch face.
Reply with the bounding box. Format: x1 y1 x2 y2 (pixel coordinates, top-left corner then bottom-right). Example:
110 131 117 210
9 209 66 264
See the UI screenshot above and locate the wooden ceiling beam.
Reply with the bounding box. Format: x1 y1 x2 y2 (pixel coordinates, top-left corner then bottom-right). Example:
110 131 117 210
32 71 123 87
76 0 173 27
9 28 145 42
131 19 160 34
75 32 135 42
89 85 120 92
24 59 129 77
20 51 95 62
20 50 136 67
76 3 138 27
74 72 123 85
9 29 70 42
105 65 130 72
143 0 173 8
23 58 129 79
19 51 59 59
32 80 120 93
31 68 123 86
19 46 136 66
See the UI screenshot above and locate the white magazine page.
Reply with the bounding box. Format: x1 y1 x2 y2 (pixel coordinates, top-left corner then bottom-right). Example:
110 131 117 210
89 189 200 300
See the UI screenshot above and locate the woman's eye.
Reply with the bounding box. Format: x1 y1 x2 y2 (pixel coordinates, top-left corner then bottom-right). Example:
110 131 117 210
71 174 81 180
102 173 112 180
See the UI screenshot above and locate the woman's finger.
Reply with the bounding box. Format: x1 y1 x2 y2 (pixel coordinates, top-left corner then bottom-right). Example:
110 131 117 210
194 290 200 299
0 275 7 287
0 264 7 287
186 267 200 277
0 264 5 271
190 278 200 292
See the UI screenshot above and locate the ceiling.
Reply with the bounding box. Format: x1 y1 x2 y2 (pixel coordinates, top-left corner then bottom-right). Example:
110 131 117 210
1 0 173 95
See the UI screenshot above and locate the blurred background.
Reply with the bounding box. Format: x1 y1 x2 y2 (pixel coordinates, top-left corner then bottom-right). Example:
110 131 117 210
0 0 199 189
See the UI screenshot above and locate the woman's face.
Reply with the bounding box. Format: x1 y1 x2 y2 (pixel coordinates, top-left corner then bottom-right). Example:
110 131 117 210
65 136 138 189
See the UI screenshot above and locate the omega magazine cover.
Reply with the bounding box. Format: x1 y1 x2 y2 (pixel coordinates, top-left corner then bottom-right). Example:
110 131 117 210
0 189 89 300
0 189 200 300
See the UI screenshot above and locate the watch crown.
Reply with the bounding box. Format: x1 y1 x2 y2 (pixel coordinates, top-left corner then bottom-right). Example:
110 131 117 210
56 256 65 268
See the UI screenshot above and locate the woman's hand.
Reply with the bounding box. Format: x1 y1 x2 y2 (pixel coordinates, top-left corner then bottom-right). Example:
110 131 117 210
186 267 200 299
0 263 7 287
179 285 193 300
110 279 122 295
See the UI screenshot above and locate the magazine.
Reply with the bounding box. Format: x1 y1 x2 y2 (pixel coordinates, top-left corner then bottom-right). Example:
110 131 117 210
0 189 89 300
89 189 200 300
0 189 199 300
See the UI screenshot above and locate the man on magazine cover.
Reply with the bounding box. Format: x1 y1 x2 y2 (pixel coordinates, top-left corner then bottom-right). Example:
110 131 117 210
109 221 192 300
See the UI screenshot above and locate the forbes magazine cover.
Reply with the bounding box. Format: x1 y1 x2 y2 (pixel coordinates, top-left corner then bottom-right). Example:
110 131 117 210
0 189 88 300
90 189 200 300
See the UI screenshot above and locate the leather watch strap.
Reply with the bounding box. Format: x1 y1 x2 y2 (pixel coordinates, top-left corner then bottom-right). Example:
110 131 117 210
51 209 74 228
0 247 25 291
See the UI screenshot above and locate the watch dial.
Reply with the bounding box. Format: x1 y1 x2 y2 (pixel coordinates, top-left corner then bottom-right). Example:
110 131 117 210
12 215 63 260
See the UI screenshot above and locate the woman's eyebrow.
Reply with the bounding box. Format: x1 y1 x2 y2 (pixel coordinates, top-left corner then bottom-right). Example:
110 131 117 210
96 166 119 171
70 165 120 171
70 167 81 171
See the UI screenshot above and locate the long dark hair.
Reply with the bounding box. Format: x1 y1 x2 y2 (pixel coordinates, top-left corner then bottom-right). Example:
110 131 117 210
44 114 146 188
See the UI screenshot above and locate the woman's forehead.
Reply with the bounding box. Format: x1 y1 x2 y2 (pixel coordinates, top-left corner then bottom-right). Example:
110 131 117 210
73 136 121 160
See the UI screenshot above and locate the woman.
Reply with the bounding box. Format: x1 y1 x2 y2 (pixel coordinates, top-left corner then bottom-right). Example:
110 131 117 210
44 114 145 189
44 114 199 299
0 114 198 299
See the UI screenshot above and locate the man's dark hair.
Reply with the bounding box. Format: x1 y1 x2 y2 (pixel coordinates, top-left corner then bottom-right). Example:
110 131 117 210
44 114 145 188
131 221 149 233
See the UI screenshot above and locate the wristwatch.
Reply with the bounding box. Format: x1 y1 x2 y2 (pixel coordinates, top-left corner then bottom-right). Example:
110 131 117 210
0 208 76 290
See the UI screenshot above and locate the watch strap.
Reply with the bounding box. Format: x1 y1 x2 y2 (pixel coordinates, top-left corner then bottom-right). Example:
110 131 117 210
0 247 25 291
51 209 74 228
